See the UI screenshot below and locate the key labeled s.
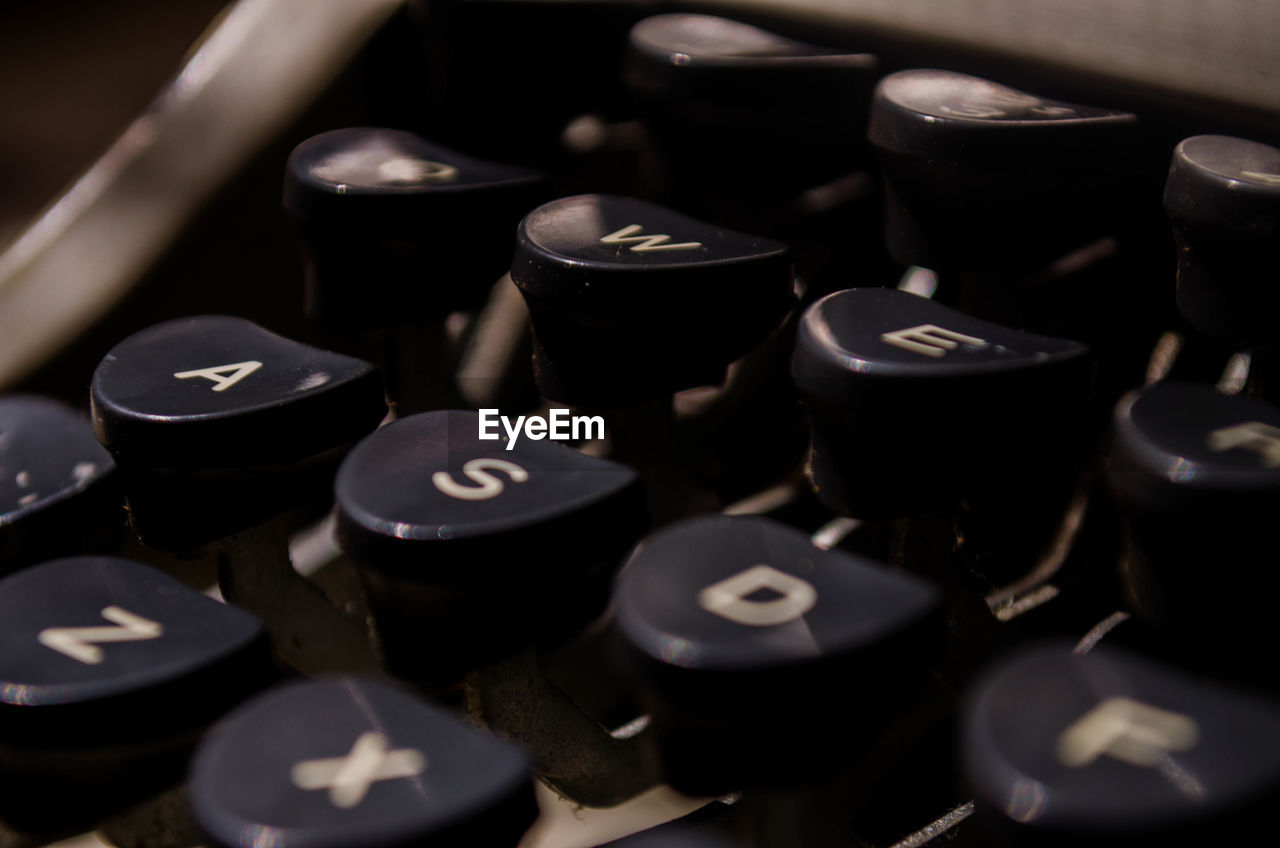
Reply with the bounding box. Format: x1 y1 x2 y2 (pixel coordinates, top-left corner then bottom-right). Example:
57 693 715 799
432 459 529 501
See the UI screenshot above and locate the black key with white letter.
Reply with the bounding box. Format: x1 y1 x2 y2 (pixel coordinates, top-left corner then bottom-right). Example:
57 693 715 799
793 288 1092 517
0 556 272 830
612 515 941 794
335 409 643 677
512 194 793 403
1110 382 1280 653
868 69 1141 271
284 128 544 329
91 315 386 549
190 677 537 848
626 14 879 200
963 644 1280 845
1165 135 1280 346
1 395 120 574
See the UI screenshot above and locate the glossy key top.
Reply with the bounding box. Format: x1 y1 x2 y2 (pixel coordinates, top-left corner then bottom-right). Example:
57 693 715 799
1110 382 1280 650
0 395 119 574
284 128 544 329
963 643 1280 845
868 69 1141 271
1165 135 1280 346
512 194 793 403
793 288 1092 517
190 677 538 848
0 556 272 830
91 315 386 549
627 14 879 198
612 515 941 794
335 409 644 678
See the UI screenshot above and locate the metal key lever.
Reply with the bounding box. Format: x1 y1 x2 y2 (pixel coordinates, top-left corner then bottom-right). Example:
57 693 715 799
0 0 403 390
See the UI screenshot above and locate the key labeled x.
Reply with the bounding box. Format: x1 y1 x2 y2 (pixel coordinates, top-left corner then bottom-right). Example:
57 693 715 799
291 732 426 809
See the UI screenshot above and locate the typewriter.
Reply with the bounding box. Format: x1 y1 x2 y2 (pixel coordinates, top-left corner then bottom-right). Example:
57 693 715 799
3 1 1280 847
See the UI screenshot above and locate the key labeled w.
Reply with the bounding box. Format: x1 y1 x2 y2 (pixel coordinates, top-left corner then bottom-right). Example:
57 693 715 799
600 224 702 253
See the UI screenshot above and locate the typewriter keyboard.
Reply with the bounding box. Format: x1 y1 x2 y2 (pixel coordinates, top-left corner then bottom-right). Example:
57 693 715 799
3 1 1280 846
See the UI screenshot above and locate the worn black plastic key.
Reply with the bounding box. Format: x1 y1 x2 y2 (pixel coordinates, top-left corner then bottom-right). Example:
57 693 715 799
612 514 941 795
963 643 1280 845
626 14 879 199
190 677 537 848
512 194 793 403
91 315 386 549
0 556 272 831
284 128 544 329
1110 382 1280 652
793 288 1092 517
335 409 643 678
868 69 1140 271
1165 135 1280 347
0 396 119 574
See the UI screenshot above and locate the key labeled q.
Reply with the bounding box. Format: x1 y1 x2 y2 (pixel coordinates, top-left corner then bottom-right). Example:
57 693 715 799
431 459 529 501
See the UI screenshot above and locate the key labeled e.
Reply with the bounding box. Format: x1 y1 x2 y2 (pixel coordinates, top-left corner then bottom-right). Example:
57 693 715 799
432 459 528 501
698 564 817 627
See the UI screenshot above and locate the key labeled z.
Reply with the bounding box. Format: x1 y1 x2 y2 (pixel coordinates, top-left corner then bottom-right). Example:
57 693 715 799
38 606 164 664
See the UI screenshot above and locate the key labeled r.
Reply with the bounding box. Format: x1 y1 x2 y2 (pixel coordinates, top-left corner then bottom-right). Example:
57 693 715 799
1207 421 1280 467
697 564 817 627
1056 696 1199 768
432 458 529 501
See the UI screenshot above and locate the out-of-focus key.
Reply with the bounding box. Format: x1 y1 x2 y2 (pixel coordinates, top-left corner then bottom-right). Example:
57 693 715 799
868 69 1140 272
963 643 1280 844
189 677 538 848
1110 382 1280 653
0 396 119 575
626 14 879 200
0 556 272 832
612 514 941 795
1165 135 1280 347
284 128 544 330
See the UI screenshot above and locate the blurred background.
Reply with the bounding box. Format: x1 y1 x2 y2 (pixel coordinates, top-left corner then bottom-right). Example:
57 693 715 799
0 0 227 247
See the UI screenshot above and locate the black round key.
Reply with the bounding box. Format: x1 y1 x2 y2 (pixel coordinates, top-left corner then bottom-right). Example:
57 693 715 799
335 409 644 677
793 288 1092 517
626 14 879 198
1 395 120 574
284 128 544 329
0 556 272 830
612 514 941 794
868 69 1140 271
190 677 537 848
1164 135 1280 346
1110 382 1280 648
91 315 386 549
963 643 1280 844
511 194 794 403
